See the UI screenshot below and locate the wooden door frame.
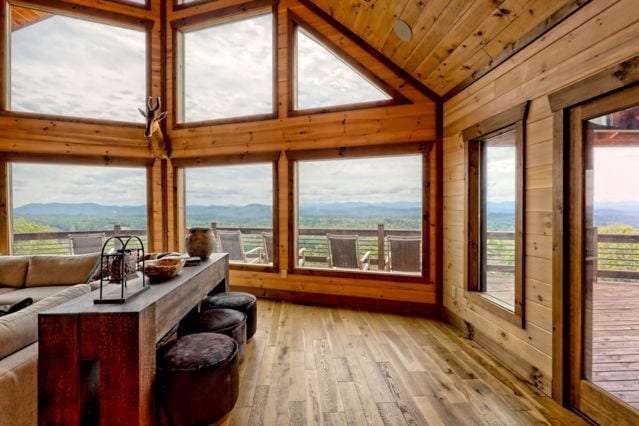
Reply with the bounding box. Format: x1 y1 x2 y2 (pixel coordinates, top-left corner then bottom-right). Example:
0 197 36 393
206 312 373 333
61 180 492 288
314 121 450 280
549 56 639 420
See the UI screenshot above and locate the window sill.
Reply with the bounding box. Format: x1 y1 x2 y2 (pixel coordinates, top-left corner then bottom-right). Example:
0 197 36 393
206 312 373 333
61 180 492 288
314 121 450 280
467 291 524 328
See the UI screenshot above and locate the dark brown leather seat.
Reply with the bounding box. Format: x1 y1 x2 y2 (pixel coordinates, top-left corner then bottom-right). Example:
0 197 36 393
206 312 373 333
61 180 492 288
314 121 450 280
178 308 247 363
203 291 257 340
157 332 239 426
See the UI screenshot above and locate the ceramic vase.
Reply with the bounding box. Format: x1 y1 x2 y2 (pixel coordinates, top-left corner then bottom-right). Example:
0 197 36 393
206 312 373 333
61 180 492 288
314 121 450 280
185 227 216 260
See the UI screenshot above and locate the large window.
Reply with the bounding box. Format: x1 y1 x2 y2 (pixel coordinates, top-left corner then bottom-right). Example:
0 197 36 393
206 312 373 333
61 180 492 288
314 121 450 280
294 152 424 276
465 103 526 325
294 27 392 111
184 163 274 266
9 5 146 122
179 12 273 123
11 163 147 255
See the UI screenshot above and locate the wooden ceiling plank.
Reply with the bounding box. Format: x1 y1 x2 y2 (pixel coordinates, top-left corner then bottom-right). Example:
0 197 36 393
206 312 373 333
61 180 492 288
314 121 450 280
380 0 427 60
388 0 450 65
432 49 493 95
483 0 571 60
362 0 409 50
410 0 507 80
10 8 52 32
349 0 379 41
422 0 528 91
400 0 474 72
445 0 613 119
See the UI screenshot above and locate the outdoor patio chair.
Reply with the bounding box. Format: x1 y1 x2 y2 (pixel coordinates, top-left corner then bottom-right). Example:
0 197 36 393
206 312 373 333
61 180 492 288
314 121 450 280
262 233 306 266
326 234 370 270
385 235 421 273
69 233 105 255
216 230 262 263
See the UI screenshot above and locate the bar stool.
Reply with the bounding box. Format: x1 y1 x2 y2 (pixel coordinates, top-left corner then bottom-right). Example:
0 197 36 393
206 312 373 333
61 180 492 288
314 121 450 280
203 292 257 340
156 332 239 426
178 308 247 363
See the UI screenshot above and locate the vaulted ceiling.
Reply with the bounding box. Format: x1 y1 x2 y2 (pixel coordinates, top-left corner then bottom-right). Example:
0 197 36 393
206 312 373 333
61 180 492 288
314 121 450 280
306 0 588 99
8 0 590 100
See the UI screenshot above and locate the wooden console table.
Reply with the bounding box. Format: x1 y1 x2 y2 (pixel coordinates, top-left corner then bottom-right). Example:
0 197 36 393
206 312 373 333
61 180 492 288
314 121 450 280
38 254 229 426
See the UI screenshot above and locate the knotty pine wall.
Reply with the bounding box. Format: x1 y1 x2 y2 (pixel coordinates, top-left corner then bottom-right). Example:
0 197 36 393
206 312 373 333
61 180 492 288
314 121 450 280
167 0 439 310
442 0 639 396
0 0 439 311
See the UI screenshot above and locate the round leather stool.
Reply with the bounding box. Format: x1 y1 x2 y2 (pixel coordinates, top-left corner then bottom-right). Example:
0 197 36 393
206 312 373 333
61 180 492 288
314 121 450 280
157 333 239 426
178 308 247 363
203 292 257 340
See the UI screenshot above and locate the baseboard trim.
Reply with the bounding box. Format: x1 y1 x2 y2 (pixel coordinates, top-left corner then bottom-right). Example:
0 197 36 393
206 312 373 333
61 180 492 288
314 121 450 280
230 285 438 316
442 306 551 395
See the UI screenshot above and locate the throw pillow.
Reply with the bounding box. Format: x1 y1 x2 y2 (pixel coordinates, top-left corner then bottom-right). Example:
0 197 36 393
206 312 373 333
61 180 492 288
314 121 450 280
25 253 100 287
0 256 30 288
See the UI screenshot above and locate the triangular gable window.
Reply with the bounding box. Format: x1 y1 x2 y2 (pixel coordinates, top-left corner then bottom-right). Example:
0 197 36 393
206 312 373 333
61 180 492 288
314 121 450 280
295 28 393 111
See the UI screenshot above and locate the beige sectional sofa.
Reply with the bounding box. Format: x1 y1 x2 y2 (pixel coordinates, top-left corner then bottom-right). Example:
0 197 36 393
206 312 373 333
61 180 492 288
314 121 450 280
0 253 100 426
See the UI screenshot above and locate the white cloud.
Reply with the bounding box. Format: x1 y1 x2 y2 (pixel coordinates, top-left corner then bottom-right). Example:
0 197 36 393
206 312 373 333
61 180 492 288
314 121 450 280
11 13 146 122
185 164 273 205
12 163 147 207
298 155 422 204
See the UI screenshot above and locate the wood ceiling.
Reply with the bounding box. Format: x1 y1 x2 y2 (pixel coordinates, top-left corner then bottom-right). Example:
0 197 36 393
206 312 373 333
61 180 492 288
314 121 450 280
8 0 590 100
305 0 589 99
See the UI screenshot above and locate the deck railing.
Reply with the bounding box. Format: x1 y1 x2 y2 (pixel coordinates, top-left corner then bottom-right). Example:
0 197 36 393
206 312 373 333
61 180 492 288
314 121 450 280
486 230 639 282
12 225 147 255
210 223 421 269
13 226 639 280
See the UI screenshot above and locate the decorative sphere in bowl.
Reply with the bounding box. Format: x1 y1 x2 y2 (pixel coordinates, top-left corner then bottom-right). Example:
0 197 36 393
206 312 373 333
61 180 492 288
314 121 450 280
143 257 185 282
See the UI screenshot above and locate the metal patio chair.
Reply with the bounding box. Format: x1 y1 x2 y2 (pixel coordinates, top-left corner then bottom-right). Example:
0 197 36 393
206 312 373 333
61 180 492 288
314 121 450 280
386 235 421 273
326 234 370 270
69 233 105 255
217 230 262 263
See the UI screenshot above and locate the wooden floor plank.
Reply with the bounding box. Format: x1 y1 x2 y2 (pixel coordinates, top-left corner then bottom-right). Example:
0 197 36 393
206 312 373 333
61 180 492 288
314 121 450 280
228 299 586 425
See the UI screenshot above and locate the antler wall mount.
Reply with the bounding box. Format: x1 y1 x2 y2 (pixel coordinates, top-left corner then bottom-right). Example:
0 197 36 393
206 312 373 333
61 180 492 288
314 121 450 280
138 96 170 159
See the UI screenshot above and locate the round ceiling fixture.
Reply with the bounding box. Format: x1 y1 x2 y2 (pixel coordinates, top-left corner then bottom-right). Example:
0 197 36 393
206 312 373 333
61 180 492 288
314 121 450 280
393 19 413 42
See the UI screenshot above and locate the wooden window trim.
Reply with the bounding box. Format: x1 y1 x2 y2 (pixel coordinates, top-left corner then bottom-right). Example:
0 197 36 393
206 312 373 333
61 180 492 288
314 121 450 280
286 11 408 117
175 152 280 273
3 1 153 121
171 0 277 127
558 84 639 422
287 142 432 284
464 102 528 328
548 54 639 404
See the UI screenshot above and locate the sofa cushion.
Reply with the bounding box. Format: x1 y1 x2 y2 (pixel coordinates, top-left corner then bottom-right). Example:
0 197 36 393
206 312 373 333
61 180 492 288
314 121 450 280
0 286 76 305
0 256 30 288
0 284 90 359
25 254 99 287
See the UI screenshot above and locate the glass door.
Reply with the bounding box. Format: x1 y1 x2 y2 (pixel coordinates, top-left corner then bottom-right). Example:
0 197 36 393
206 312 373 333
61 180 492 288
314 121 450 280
569 89 639 424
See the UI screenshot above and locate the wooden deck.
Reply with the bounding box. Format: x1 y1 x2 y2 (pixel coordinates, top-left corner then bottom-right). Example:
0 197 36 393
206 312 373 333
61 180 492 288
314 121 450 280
226 299 585 425
592 280 639 409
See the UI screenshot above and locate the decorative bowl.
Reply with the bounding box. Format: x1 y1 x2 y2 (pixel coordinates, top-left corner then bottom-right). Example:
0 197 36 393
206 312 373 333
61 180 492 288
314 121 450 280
143 257 185 282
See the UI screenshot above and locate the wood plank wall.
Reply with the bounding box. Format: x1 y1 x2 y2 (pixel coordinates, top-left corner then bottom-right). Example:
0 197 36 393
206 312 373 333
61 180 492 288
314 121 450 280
0 0 438 310
442 0 639 397
167 0 438 310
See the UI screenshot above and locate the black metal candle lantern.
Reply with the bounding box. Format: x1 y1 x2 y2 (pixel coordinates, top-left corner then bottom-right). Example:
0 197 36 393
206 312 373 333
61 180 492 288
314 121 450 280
94 235 149 304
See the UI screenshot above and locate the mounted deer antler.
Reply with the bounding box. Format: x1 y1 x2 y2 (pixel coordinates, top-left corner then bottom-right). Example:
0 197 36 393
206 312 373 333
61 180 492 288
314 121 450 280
138 96 170 159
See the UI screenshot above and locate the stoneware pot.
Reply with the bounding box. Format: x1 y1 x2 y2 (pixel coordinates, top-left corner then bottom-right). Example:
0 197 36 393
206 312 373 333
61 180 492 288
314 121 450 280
185 227 216 260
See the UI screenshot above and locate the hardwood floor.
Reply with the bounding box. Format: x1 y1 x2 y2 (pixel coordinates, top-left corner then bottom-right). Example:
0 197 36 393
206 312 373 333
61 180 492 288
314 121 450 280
225 299 586 425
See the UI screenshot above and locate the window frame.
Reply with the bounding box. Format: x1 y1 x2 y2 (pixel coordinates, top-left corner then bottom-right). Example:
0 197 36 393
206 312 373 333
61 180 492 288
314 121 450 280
6 155 151 255
287 142 432 283
3 1 152 123
174 152 279 273
172 2 277 127
464 101 528 327
287 12 407 117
